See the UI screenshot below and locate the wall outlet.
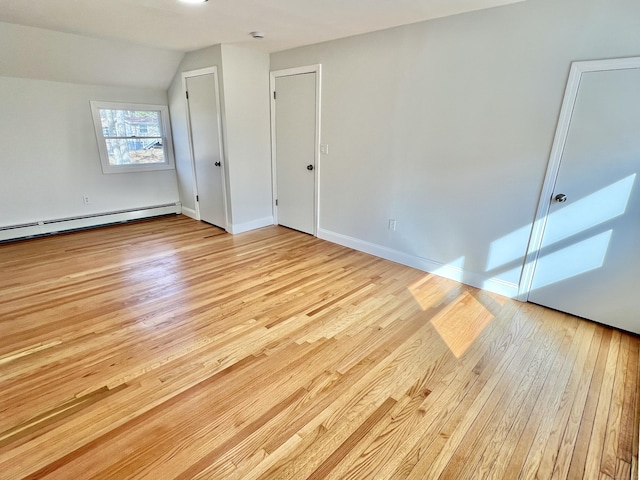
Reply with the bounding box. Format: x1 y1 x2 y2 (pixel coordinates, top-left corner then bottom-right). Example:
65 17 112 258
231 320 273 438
320 144 329 155
83 196 90 205
388 219 396 231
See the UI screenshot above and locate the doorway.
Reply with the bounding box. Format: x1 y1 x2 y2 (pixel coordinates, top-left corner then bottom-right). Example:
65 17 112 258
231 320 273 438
270 65 321 235
183 67 228 229
522 57 640 334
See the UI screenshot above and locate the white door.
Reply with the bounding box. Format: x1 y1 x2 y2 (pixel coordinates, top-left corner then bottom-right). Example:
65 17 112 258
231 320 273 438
274 72 317 235
186 72 227 229
528 63 640 334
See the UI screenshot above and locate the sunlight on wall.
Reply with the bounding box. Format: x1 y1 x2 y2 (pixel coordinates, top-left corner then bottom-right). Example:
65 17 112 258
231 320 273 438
432 256 466 282
406 175 631 356
530 229 612 290
486 224 532 272
486 174 636 283
406 174 634 332
540 174 635 247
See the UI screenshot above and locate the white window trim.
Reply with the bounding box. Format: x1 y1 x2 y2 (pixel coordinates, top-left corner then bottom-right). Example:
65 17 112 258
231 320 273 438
90 101 176 174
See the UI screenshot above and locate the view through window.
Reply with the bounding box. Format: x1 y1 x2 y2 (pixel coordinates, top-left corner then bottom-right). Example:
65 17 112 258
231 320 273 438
90 102 175 174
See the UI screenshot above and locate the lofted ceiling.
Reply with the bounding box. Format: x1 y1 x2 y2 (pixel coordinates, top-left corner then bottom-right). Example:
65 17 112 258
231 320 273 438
0 0 525 53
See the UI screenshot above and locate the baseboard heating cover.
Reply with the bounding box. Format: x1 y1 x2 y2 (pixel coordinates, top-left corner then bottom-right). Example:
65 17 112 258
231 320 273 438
0 203 182 242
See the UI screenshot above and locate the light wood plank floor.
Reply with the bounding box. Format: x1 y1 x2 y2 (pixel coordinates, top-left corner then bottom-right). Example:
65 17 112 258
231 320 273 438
0 215 638 479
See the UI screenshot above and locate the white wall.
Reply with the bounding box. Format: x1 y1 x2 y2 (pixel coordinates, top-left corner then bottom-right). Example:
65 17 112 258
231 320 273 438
220 45 273 230
0 22 184 229
0 76 179 227
270 0 640 296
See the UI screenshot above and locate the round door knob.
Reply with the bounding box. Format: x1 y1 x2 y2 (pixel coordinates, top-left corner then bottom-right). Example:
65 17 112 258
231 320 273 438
214 161 221 167
554 193 567 203
307 164 314 171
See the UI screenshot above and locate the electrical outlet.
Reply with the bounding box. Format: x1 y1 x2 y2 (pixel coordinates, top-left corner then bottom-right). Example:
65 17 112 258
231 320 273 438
388 219 396 231
83 196 90 205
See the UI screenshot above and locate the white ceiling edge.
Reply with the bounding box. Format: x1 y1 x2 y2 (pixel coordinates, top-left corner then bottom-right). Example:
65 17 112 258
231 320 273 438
0 0 527 54
261 0 529 54
0 0 527 89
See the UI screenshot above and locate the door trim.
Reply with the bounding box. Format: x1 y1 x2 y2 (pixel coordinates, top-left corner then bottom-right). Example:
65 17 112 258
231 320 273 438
519 56 640 300
181 66 229 230
270 64 322 235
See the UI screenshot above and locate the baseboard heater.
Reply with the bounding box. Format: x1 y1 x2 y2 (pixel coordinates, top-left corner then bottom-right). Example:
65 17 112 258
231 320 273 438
0 202 182 242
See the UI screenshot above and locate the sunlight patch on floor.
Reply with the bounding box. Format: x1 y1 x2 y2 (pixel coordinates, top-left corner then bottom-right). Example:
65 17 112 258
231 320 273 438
407 273 458 311
430 291 494 358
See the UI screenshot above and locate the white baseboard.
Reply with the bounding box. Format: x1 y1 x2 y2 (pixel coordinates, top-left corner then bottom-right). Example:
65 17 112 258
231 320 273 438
317 228 519 299
228 216 274 235
181 206 198 220
0 203 181 242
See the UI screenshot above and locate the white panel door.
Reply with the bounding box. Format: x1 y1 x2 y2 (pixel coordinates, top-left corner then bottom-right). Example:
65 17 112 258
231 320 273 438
275 73 316 235
529 67 640 334
186 73 227 229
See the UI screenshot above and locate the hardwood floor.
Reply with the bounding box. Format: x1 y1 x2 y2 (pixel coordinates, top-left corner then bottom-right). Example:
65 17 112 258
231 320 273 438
0 215 637 479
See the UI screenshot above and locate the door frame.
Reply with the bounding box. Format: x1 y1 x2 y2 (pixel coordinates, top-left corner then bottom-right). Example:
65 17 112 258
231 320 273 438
518 56 640 300
181 66 229 230
270 64 322 235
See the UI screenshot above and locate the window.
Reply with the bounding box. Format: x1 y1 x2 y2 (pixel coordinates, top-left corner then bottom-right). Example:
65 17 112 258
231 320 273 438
90 101 175 174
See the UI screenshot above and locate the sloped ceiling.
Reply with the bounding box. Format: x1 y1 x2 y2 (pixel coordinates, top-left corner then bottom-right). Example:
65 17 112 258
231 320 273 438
0 22 184 89
0 0 526 53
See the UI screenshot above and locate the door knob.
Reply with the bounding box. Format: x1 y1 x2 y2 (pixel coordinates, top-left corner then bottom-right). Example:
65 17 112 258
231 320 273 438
307 164 314 171
214 161 221 167
554 193 567 203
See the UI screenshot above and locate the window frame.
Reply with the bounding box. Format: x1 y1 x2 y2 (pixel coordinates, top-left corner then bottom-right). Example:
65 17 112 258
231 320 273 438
90 101 176 174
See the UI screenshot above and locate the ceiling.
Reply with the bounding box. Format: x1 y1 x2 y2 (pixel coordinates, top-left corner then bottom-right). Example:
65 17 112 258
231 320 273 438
0 0 525 53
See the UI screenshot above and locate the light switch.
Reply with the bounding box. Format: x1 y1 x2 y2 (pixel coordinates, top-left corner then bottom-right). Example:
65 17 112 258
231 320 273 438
320 144 329 155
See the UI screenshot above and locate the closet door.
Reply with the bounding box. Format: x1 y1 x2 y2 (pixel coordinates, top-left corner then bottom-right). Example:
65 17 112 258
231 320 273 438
528 63 640 334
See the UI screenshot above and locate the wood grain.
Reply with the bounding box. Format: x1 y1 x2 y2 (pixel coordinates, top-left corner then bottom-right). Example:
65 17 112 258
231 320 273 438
0 215 637 479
